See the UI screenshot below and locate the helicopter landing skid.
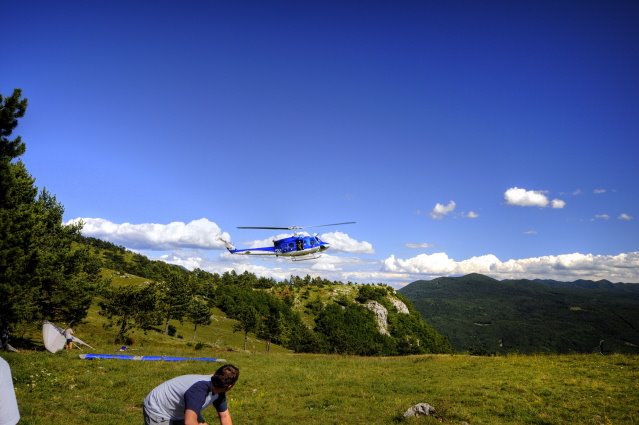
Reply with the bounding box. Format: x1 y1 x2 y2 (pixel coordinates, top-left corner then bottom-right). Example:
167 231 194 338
291 254 322 261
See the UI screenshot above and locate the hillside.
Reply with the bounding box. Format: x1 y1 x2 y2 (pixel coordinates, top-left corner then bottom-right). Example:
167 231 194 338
399 273 639 354
39 236 452 357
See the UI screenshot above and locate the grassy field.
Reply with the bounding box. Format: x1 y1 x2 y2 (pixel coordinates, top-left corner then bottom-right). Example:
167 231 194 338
3 294 638 424
3 351 638 425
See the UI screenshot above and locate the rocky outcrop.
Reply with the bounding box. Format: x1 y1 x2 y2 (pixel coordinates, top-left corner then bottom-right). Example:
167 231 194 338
365 301 389 335
389 297 409 314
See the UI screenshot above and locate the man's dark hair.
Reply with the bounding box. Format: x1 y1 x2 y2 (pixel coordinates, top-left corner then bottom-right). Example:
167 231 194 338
212 364 239 389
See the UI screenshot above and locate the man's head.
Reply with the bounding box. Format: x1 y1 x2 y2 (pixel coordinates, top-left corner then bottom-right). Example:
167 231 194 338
211 364 239 392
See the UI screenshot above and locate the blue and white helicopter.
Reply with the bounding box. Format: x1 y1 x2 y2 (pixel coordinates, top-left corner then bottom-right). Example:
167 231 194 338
222 222 355 261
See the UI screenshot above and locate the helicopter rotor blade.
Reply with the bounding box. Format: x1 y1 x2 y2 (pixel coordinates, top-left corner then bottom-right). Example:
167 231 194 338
237 222 355 231
303 221 356 229
237 226 301 230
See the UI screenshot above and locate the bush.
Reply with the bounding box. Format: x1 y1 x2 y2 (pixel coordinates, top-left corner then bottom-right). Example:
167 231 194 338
356 285 388 303
195 342 211 350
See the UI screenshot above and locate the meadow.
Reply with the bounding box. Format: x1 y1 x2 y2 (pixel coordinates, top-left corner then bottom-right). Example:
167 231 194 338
3 310 638 425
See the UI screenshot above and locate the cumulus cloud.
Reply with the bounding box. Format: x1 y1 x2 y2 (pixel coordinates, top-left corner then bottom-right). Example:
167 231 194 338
504 187 549 207
320 231 374 254
551 199 566 209
465 211 479 219
381 251 639 282
504 187 565 209
594 214 610 220
158 249 300 281
594 189 607 194
67 217 231 250
405 242 433 249
341 270 415 286
430 201 456 219
619 213 633 221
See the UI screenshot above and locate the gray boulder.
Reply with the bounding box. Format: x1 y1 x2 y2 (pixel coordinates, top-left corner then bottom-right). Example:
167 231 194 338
403 402 436 418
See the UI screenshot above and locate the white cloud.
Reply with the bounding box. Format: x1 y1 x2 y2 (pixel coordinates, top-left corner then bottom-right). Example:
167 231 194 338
160 249 301 281
465 211 479 219
619 213 633 221
594 189 607 194
504 187 549 207
310 253 361 272
504 187 565 209
67 217 231 250
384 253 458 274
320 231 374 254
594 214 610 220
341 270 414 286
381 251 639 282
405 242 433 249
524 229 537 235
551 199 566 209
430 201 456 219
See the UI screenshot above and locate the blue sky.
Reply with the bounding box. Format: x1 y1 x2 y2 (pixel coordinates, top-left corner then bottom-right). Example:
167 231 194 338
4 0 638 286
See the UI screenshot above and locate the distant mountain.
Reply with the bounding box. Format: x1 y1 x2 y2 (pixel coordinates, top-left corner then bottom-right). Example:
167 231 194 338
399 273 639 354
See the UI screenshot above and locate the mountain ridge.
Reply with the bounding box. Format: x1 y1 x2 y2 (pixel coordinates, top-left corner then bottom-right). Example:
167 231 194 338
399 273 639 354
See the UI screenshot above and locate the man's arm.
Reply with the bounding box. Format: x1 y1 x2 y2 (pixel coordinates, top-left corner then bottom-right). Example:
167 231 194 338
218 409 233 425
184 409 207 425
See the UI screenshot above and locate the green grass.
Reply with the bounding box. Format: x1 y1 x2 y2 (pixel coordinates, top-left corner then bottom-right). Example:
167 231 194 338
3 349 638 424
4 288 638 424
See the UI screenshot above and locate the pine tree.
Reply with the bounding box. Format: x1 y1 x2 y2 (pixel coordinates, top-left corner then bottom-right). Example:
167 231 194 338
187 295 211 341
0 89 105 330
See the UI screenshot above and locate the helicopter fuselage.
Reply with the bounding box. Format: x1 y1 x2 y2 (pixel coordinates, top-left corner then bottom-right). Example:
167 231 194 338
226 234 330 259
225 222 354 260
274 235 328 256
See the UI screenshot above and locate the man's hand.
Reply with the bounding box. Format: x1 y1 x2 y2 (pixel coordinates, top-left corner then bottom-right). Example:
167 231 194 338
184 409 207 425
219 409 233 425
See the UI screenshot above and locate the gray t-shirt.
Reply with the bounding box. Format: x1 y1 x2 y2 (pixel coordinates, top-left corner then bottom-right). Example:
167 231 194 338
144 374 227 421
0 357 20 425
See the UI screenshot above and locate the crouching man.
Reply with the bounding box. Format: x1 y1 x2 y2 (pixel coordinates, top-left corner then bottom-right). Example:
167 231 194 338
143 364 239 425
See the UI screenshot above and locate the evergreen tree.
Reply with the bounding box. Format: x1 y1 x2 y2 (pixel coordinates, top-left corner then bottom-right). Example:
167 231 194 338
257 306 284 353
187 295 211 341
0 89 104 329
157 268 192 334
99 284 161 343
233 305 259 351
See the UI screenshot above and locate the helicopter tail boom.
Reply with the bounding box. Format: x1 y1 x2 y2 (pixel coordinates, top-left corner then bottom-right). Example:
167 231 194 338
227 246 278 256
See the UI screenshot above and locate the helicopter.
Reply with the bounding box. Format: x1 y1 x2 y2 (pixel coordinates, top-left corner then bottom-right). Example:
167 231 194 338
222 222 356 261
